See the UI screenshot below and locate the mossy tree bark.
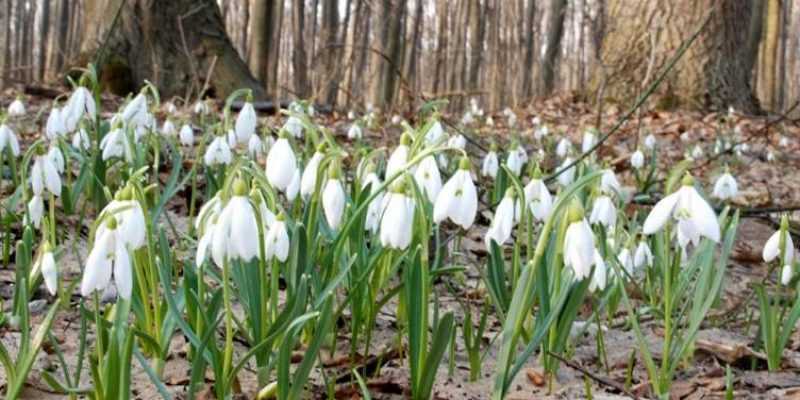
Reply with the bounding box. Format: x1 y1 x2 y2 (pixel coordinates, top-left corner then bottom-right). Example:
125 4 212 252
593 0 761 113
77 0 265 99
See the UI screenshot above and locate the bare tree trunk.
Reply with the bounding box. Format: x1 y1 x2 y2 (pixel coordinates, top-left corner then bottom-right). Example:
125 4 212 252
266 0 283 100
468 0 488 92
761 0 780 110
354 1 371 104
432 0 448 94
540 0 567 95
292 0 311 98
405 0 424 99
318 0 338 104
371 0 406 109
249 0 274 85
521 0 537 100
76 0 265 99
38 0 50 81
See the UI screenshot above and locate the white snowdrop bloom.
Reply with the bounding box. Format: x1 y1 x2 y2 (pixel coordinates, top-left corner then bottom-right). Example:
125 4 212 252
179 124 194 146
763 225 794 271
247 134 264 158
482 150 499 178
485 190 517 250
45 107 67 139
100 128 127 160
121 93 149 128
300 150 324 201
362 172 384 233
48 146 65 174
600 169 621 195
31 153 61 197
617 248 634 274
286 168 301 202
448 134 467 150
766 151 775 162
564 218 596 280
348 123 363 140
266 137 297 192
644 134 656 150
40 250 58 295
642 177 720 247
556 138 572 158
486 117 495 127
8 98 25 116
322 176 346 230
265 217 290 262
782 264 794 285
64 86 97 131
347 111 356 120
211 187 260 266
532 116 541 126
557 157 576 187
203 135 233 166
508 114 518 128
534 125 549 141
414 156 442 203
461 111 474 125
99 197 147 250
779 136 790 148
226 129 237 149
163 101 177 114
433 158 478 229
712 172 738 200
0 124 20 156
634 241 653 269
283 116 304 138
380 190 415 250
195 193 222 233
81 219 133 300
582 130 597 153
524 178 553 221
391 115 402 125
235 102 257 144
386 136 410 179
506 147 524 176
589 195 616 228
690 144 703 159
680 132 690 142
631 150 645 169
69 128 89 151
589 250 608 293
27 195 44 228
193 100 209 115
162 119 176 137
425 121 446 144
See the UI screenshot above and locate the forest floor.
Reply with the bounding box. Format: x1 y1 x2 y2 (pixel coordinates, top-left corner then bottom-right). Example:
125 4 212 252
2 91 800 399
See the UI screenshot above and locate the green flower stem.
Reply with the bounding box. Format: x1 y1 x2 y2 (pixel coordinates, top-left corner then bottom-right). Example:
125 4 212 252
222 257 234 383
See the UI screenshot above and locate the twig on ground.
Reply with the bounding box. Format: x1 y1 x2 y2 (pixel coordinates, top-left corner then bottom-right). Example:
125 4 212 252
547 351 640 399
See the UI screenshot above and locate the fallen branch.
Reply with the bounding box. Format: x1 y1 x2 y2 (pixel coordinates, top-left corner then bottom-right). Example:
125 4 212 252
547 351 639 399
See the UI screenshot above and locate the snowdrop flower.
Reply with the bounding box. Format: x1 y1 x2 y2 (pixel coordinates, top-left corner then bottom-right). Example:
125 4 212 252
300 147 325 201
386 133 410 179
680 132 690 142
506 146 524 176
779 136 790 148
433 157 478 229
204 135 233 166
690 144 703 160
589 195 616 228
532 116 541 126
348 123 363 140
556 138 572 158
524 176 553 221
644 134 656 149
31 150 61 197
347 111 356 120
265 214 290 262
557 157 576 187
589 250 608 293
582 129 597 153
766 150 775 162
448 134 467 150
120 93 149 128
81 218 133 299
425 121 446 144
27 195 44 228
225 129 237 149
486 117 495 127
322 167 346 230
247 134 264 158
362 170 384 233
634 241 653 269
286 168 301 202
235 101 257 144
98 191 147 250
163 101 177 114
712 172 738 200
266 135 297 192
763 216 794 285
485 189 517 249
380 184 415 250
508 113 518 128
391 115 402 125
283 116 304 138
179 124 194 146
161 119 176 137
414 156 442 203
193 100 209 115
64 86 97 131
564 204 596 280
600 169 621 195
8 98 25 116
631 150 645 169
0 124 20 156
100 127 127 160
617 248 634 274
210 180 260 266
39 246 58 295
482 148 499 178
45 107 67 139
48 146 65 173
642 174 720 247
461 111 474 125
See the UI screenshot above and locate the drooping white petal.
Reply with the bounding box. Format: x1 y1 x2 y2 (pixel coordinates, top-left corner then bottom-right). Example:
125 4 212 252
385 145 408 179
235 102 257 143
380 193 414 250
482 151 499 178
684 187 720 242
113 237 133 299
322 179 346 230
300 152 324 201
266 138 297 191
631 150 645 169
642 192 680 234
41 252 58 295
179 124 194 146
265 220 290 262
413 156 442 202
589 250 607 293
564 220 595 280
27 195 44 228
81 230 114 297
